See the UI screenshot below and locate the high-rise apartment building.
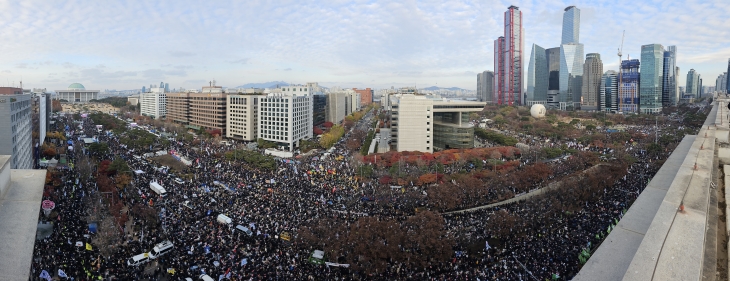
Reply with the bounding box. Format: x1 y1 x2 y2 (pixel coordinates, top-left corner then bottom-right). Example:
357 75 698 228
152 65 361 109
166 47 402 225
686 69 700 98
619 59 640 113
639 44 664 113
559 6 583 110
600 70 618 112
140 88 167 119
526 44 548 105
477 71 494 103
662 46 678 106
546 47 561 108
0 88 32 169
493 6 524 105
226 92 264 141
581 53 603 111
258 89 313 151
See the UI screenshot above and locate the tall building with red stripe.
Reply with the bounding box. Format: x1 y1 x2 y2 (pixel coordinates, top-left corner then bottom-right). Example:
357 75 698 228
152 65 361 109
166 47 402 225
493 5 524 106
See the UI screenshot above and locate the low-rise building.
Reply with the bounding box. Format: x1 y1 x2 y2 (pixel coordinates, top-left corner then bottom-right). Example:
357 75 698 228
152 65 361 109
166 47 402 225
55 83 99 103
389 94 485 153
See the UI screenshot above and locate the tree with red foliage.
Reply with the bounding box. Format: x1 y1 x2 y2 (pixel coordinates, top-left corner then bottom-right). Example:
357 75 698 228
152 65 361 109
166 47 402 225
323 122 334 128
313 127 324 135
379 175 392 185
98 160 112 176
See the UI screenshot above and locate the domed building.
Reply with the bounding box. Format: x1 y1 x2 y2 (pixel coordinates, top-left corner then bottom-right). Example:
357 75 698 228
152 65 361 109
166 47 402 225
55 83 99 103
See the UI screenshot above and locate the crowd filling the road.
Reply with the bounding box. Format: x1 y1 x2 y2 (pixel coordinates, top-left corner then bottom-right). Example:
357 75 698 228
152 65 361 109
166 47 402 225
30 102 712 281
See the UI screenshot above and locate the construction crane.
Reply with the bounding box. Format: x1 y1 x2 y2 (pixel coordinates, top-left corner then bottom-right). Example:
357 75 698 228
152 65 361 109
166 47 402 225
618 30 625 112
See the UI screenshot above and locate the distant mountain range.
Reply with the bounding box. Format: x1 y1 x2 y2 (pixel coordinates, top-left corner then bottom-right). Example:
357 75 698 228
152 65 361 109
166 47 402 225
235 81 289 89
422 86 467 91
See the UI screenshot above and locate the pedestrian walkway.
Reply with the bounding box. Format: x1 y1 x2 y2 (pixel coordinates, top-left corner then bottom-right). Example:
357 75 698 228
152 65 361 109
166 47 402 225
445 163 606 214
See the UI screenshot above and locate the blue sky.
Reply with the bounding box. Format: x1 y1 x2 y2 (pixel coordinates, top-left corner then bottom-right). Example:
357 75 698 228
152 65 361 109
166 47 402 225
1 0 729 91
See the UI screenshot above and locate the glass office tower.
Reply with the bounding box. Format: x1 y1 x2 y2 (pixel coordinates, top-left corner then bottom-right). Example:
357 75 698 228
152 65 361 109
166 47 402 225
561 6 580 44
527 43 548 103
639 44 664 114
662 46 678 106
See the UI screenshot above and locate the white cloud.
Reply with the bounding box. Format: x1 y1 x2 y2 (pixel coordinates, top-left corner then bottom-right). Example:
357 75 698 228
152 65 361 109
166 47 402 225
0 0 728 90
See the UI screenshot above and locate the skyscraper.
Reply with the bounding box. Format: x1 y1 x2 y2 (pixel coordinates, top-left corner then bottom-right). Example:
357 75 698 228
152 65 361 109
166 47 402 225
493 6 524 105
142 86 146 93
662 46 678 106
601 70 618 112
717 72 727 93
164 83 170 93
726 59 730 94
639 44 664 114
561 6 580 44
686 69 699 98
494 36 505 104
160 82 165 89
559 6 583 110
477 71 494 103
526 43 547 104
559 43 584 107
546 47 561 108
581 53 603 111
620 59 640 113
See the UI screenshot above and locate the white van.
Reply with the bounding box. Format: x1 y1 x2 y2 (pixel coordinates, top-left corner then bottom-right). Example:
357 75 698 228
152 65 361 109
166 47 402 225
217 214 232 224
127 253 151 266
149 240 174 259
174 178 185 185
235 225 253 236
199 274 215 281
149 182 167 197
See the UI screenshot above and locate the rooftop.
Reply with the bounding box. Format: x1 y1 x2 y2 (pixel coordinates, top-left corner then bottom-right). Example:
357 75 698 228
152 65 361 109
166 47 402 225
0 155 47 280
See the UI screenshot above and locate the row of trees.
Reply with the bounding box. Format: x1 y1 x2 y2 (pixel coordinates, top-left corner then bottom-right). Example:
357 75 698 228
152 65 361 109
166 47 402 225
361 147 522 168
475 128 518 146
223 149 277 171
319 125 345 149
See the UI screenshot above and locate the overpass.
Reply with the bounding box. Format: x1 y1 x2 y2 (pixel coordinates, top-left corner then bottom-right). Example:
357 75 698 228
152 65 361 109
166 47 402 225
575 99 728 281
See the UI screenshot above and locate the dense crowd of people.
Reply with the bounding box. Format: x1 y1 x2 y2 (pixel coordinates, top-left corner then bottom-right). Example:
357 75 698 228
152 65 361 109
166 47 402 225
29 103 710 280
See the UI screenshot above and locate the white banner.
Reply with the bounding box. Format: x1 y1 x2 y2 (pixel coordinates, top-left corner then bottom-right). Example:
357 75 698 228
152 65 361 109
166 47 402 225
325 262 350 268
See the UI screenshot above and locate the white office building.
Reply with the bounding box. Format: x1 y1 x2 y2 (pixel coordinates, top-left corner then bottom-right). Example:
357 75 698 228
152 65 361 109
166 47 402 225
258 88 313 151
389 94 485 153
0 89 33 169
140 88 167 119
226 91 264 141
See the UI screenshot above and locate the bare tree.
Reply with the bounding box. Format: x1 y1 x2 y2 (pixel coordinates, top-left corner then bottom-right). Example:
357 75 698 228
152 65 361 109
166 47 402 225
76 154 95 181
92 215 122 257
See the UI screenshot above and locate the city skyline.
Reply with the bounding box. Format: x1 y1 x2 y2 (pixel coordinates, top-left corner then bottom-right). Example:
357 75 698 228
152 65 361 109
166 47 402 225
1 0 729 91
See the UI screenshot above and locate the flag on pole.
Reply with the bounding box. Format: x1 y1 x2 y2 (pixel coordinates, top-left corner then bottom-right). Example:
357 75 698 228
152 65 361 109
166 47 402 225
58 269 68 278
85 243 93 251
